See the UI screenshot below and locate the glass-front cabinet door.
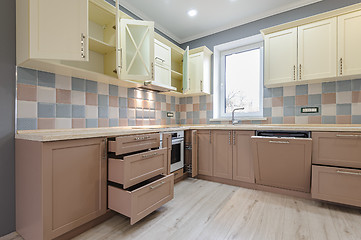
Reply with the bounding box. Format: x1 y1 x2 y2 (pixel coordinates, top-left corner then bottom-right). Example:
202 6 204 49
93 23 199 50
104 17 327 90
118 19 154 81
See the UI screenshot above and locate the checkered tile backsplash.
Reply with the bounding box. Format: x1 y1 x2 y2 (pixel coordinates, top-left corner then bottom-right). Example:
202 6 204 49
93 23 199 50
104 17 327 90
16 67 361 130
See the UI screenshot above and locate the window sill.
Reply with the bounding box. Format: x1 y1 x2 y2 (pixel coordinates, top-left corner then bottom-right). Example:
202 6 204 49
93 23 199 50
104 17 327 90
210 117 268 122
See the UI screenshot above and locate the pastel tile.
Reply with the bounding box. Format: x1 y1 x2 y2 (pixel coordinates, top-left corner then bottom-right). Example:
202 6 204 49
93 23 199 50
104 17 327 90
308 94 321 105
56 89 71 104
109 107 119 119
128 108 135 118
296 95 308 106
109 85 118 96
17 118 37 130
128 98 136 108
272 97 283 107
38 71 55 88
71 77 85 91
118 87 128 98
128 119 136 126
352 115 361 124
119 119 128 126
296 85 308 96
263 88 272 98
119 108 127 118
271 117 283 124
272 107 283 117
17 84 37 101
127 88 135 98
119 97 127 108
352 79 361 91
336 80 351 92
336 91 352 104
336 103 351 115
17 67 37 86
38 103 55 118
86 119 98 128
136 99 143 109
98 94 109 107
146 91 155 101
352 103 361 115
72 105 85 118
98 119 109 127
193 96 199 104
186 104 193 112
109 119 119 127
72 119 85 128
283 106 295 117
38 86 56 103
55 75 71 90
272 87 283 97
308 116 322 124
86 92 98 106
38 118 55 129
322 104 336 116
180 97 187 104
186 112 193 119
322 93 336 104
283 96 295 107
55 118 71 129
135 89 144 99
263 98 272 108
56 104 71 118
283 86 295 97
308 83 322 94
98 106 108 118
85 106 98 119
86 80 98 93
322 82 336 93
71 91 85 105
322 116 336 124
352 91 361 103
283 116 295 124
295 116 308 124
336 115 351 124
17 101 37 118
263 108 272 117
109 96 119 107
166 95 171 103
193 111 200 119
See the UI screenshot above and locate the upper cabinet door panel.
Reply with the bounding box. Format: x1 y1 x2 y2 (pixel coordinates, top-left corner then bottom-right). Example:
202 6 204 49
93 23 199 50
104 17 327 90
298 18 337 81
338 10 361 76
30 0 88 61
119 19 154 81
183 46 190 93
264 28 298 86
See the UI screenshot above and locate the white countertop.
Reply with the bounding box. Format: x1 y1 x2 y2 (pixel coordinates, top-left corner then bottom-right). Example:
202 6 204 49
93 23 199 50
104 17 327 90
15 124 361 142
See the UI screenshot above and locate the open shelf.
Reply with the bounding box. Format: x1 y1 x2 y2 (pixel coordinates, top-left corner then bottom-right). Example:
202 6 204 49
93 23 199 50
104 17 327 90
171 70 183 81
89 37 116 55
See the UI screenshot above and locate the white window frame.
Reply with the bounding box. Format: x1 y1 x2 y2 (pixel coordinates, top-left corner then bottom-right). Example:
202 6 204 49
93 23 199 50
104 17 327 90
213 34 264 120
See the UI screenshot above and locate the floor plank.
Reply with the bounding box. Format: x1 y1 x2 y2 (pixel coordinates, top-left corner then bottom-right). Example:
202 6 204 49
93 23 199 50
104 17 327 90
5 178 361 240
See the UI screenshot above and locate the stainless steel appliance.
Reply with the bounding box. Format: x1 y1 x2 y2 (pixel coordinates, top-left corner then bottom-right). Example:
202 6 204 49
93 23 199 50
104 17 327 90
160 131 184 173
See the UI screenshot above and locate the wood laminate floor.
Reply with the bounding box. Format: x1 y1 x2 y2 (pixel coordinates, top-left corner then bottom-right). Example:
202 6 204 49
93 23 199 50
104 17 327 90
3 178 361 240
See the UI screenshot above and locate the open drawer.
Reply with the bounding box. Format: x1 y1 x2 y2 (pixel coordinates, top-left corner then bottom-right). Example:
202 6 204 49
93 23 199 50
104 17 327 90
108 148 167 189
108 133 160 155
108 174 174 225
312 165 361 207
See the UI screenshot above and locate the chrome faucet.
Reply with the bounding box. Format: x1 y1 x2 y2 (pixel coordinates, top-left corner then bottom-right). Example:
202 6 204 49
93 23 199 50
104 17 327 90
232 107 244 125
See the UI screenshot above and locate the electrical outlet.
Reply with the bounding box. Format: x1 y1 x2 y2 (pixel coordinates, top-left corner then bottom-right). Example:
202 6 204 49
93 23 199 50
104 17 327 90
301 107 319 113
167 112 174 117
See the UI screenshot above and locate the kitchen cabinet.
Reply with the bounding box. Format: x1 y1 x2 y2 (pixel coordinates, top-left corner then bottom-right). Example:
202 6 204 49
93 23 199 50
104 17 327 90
298 18 337 81
264 28 298 86
16 138 107 240
153 39 172 87
213 131 233 179
187 47 212 95
251 136 312 192
233 131 255 183
197 130 213 176
338 10 361 76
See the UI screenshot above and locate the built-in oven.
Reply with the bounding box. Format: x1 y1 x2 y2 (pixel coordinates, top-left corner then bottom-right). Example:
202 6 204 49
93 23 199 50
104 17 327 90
160 131 184 173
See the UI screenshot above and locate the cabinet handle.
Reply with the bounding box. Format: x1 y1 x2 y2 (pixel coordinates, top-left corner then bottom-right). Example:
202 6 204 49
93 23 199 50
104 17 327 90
150 181 165 189
336 134 361 138
155 57 165 63
229 131 231 145
293 65 296 81
102 139 107 160
80 33 86 59
120 48 123 70
209 130 212 144
142 152 158 158
299 64 302 80
233 131 235 145
269 140 290 144
336 170 361 176
134 136 151 141
340 58 343 75
151 63 154 79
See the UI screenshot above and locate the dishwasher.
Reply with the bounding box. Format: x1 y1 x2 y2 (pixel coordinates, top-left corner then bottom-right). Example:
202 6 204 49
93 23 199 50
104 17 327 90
251 130 312 193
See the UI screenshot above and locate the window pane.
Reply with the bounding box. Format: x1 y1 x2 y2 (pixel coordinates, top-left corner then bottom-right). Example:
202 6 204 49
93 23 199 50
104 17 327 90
225 48 261 113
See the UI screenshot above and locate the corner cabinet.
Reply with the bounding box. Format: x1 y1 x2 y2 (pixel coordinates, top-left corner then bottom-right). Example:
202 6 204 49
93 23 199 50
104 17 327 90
16 138 107 240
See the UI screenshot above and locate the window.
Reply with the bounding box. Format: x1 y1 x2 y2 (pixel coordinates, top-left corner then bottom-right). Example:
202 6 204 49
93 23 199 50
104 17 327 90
214 35 264 119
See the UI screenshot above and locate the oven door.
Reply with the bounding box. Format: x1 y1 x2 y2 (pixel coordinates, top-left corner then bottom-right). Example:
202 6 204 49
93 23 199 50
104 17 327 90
170 138 184 173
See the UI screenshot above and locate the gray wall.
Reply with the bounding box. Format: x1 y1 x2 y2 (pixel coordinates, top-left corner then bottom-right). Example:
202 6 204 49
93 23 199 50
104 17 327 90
181 0 361 50
0 0 16 237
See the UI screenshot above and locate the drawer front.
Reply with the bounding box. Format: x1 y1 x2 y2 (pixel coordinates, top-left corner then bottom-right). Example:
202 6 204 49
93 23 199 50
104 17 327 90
312 165 361 207
173 168 184 181
108 174 174 225
108 133 160 155
108 148 167 189
312 132 361 168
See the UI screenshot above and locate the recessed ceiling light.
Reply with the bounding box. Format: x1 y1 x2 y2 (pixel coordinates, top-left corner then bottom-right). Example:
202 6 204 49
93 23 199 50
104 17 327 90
187 9 198 17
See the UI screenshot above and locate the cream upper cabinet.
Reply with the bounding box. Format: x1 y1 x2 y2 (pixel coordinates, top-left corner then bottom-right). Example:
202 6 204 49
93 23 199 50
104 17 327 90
182 46 190 93
16 0 88 64
264 28 298 86
154 39 171 86
338 10 361 76
187 47 212 95
118 19 154 81
298 18 337 81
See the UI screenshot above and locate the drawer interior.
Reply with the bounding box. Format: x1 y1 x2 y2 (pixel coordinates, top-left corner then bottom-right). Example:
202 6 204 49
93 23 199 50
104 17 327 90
109 175 165 191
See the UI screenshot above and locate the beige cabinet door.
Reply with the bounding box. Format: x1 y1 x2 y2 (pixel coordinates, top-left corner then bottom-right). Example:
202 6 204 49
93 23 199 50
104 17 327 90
213 131 233 180
188 52 203 94
27 0 88 61
197 130 213 176
43 138 107 239
232 131 255 183
264 28 298 86
118 19 154 81
338 10 361 76
298 18 337 81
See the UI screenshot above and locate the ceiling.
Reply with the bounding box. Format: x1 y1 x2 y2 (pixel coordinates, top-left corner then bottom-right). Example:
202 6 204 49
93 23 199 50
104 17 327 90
118 0 322 44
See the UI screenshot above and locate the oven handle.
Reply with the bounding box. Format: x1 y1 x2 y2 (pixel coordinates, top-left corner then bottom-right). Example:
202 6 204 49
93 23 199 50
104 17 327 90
171 139 184 145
